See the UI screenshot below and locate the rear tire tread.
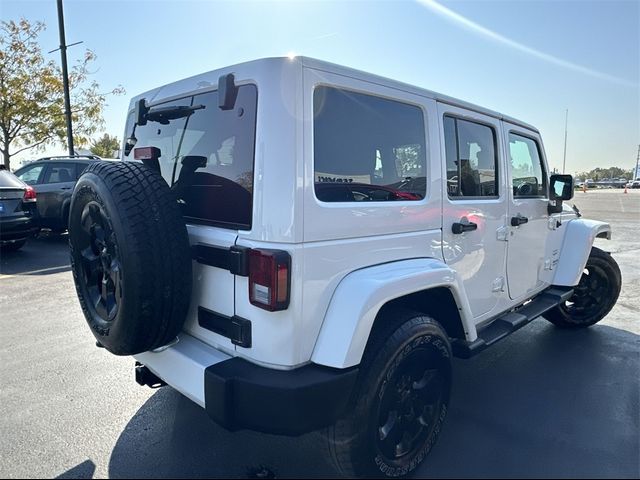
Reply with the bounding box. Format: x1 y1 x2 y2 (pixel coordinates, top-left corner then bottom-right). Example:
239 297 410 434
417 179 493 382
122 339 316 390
70 161 192 355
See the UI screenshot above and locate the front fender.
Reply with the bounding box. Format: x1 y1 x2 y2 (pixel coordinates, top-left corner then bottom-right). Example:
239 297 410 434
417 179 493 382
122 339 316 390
553 218 611 286
311 258 474 369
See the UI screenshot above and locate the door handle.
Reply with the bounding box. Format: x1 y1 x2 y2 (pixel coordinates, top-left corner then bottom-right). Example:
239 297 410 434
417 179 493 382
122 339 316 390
511 215 529 226
61 187 72 190
452 221 478 234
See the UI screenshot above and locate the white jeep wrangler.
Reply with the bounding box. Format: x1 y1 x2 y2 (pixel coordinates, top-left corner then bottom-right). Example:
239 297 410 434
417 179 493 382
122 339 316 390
68 57 621 478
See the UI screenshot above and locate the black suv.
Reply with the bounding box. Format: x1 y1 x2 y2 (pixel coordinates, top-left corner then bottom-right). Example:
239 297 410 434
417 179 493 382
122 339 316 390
13 155 112 232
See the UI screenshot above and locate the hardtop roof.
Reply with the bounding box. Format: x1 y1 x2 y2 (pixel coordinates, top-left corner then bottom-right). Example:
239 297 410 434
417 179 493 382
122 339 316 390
130 56 539 133
300 56 538 133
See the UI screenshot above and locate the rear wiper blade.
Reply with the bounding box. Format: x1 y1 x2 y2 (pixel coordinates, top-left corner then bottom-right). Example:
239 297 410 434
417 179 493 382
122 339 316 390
145 104 205 125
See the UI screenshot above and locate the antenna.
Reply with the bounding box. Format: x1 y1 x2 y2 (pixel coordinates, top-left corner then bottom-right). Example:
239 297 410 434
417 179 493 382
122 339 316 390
562 109 568 174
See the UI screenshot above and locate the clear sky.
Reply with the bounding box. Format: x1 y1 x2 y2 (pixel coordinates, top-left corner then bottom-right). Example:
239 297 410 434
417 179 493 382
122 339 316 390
2 0 639 175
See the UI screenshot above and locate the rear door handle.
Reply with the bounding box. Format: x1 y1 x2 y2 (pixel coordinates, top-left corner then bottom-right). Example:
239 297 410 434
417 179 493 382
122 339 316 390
452 221 478 234
511 215 529 226
61 187 72 190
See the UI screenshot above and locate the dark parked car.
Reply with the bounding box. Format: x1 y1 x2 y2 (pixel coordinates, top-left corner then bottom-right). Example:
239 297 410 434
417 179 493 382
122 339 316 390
13 155 111 232
0 167 39 251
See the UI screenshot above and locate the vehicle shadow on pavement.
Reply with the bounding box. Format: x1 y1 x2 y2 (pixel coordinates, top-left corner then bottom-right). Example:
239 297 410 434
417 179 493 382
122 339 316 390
55 459 96 479
108 386 338 479
107 322 639 479
0 232 71 275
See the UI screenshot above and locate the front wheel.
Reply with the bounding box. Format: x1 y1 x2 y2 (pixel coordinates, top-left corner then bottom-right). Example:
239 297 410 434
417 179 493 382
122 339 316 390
323 309 452 478
544 247 621 328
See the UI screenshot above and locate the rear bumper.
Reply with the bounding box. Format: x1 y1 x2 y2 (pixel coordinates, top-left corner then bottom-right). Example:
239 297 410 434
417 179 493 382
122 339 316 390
0 216 37 242
135 334 358 436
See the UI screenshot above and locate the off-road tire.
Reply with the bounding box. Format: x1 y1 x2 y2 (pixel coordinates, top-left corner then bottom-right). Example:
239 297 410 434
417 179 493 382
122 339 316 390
544 247 621 328
323 309 452 478
69 161 192 355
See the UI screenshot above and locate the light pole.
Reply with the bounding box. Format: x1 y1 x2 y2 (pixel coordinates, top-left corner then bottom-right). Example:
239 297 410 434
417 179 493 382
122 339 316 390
56 0 74 156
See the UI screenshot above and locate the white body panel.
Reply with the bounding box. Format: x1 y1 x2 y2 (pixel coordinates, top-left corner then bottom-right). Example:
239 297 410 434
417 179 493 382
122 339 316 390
311 258 474 369
553 218 611 286
183 225 237 353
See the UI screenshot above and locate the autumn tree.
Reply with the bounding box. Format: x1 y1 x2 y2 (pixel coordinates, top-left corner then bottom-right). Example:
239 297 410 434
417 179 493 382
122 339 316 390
90 133 119 158
0 19 123 169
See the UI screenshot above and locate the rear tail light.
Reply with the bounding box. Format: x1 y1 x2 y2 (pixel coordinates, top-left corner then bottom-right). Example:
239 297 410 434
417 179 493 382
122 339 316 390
248 249 291 311
23 186 37 202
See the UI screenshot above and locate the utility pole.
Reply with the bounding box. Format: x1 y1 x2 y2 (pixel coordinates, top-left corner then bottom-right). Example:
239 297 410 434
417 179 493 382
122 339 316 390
56 0 74 156
562 109 568 174
635 144 640 180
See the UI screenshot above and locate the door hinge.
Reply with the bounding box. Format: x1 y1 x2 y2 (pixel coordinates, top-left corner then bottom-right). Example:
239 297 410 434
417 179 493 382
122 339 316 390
192 244 250 276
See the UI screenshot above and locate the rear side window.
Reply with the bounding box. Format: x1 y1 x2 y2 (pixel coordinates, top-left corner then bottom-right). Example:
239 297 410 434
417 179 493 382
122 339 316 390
444 116 498 198
124 85 257 230
313 86 427 202
509 133 547 197
42 163 76 184
15 164 44 185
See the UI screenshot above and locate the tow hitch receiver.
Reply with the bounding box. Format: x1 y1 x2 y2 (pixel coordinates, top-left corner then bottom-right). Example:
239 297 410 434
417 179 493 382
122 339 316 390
135 362 167 389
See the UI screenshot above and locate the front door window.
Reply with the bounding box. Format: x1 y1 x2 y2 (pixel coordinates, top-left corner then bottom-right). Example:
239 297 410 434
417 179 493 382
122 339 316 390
508 133 546 198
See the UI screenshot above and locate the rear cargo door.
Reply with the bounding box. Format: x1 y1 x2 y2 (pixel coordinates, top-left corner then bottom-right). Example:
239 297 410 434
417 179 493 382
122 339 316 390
122 83 258 352
182 227 238 351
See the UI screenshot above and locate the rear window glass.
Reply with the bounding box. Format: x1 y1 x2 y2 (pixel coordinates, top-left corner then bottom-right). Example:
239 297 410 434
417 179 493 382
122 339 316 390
124 85 257 230
0 170 25 188
313 86 427 202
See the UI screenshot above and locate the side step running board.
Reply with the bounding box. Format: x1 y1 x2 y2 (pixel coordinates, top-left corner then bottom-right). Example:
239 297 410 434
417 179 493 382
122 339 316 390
452 287 574 359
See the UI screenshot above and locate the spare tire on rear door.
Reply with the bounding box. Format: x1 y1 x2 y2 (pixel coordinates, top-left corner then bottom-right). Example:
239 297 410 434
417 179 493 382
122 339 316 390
69 161 192 355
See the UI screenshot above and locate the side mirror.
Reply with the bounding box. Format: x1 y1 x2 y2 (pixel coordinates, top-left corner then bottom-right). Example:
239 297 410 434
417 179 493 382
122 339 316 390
549 174 574 200
548 174 573 214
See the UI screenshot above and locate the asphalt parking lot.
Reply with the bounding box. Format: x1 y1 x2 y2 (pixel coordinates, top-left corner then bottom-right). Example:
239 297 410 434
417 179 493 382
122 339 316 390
1 189 638 479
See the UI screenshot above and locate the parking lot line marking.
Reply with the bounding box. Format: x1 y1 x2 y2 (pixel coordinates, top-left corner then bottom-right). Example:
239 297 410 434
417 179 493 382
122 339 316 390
0 265 71 280
618 195 626 213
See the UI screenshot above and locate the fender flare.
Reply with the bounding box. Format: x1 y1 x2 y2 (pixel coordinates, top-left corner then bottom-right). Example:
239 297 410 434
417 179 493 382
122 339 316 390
310 258 474 369
553 218 611 286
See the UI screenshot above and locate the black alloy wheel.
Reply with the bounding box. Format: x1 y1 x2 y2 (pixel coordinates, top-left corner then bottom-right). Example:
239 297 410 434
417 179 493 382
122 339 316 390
560 263 609 321
77 201 122 322
544 246 621 328
323 311 452 478
376 351 446 463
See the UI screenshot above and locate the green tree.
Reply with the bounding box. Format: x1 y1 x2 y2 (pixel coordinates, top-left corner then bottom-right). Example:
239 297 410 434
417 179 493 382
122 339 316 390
0 19 124 169
90 133 119 158
575 167 633 181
